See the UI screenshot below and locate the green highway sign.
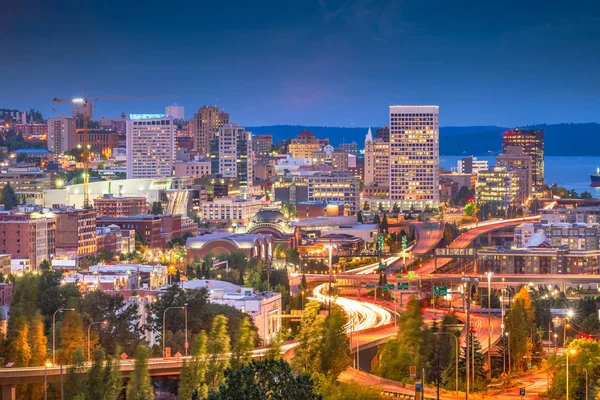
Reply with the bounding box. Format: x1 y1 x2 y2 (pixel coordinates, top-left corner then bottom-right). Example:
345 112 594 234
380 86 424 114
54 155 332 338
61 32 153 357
397 282 409 290
382 284 394 291
395 274 403 279
433 286 448 297
365 284 376 289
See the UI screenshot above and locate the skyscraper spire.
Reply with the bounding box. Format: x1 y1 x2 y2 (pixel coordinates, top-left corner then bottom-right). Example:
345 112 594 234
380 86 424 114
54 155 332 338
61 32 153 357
365 126 373 143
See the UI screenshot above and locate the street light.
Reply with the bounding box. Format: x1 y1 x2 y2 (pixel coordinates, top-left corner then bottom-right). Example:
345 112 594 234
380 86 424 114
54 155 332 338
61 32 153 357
461 276 478 400
324 244 337 316
87 320 108 361
562 362 588 400
566 347 577 400
184 303 188 356
486 271 493 380
44 360 52 400
52 307 75 364
434 332 459 397
163 306 185 359
565 309 574 346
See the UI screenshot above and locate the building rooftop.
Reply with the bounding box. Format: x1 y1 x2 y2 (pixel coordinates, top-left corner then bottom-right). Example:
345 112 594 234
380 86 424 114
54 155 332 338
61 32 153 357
186 232 271 250
14 148 52 154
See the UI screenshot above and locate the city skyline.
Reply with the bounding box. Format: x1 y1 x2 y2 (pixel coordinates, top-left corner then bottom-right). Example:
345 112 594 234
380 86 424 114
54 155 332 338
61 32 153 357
3 0 600 127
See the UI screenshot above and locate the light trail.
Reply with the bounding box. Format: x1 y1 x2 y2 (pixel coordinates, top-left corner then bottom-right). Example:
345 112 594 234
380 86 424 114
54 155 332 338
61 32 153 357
310 283 392 333
346 256 401 275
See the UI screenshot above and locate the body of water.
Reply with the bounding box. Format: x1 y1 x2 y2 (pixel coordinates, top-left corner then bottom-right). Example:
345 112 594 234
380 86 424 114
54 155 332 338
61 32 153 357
440 156 600 197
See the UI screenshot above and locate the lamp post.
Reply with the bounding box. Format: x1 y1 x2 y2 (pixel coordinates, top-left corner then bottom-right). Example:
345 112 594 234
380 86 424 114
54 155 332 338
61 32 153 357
434 332 459 397
486 271 493 380
52 307 75 364
87 320 108 361
562 363 588 400
163 306 185 359
44 360 52 400
564 309 574 347
324 244 337 316
565 347 577 400
184 303 188 356
461 276 478 400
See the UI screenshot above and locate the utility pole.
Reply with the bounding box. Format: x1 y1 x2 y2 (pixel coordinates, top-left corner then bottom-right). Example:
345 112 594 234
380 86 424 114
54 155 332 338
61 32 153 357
462 276 479 400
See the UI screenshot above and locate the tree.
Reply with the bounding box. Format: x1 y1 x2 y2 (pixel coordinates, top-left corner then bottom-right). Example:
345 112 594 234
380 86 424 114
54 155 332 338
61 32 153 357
374 298 430 382
357 210 364 223
86 348 106 400
207 359 319 400
102 354 123 400
151 201 163 215
292 301 350 379
505 287 535 372
126 344 154 400
5 316 31 367
179 331 209 400
1 183 19 210
58 309 85 364
380 213 389 234
64 349 87 400
392 202 400 215
231 317 256 369
206 315 231 387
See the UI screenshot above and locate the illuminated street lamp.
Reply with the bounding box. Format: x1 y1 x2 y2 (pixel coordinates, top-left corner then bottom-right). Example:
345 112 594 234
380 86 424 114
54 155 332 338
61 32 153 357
44 360 52 400
87 320 108 361
53 307 75 364
566 347 577 400
163 306 186 359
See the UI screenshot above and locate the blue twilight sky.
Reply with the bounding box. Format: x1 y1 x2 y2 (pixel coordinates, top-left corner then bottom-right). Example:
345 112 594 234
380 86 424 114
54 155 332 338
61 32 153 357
2 0 600 127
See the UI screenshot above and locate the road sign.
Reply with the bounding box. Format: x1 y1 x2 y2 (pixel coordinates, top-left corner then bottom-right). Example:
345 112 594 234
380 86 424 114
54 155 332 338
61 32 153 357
409 366 417 379
433 286 448 297
407 271 416 280
520 388 526 396
501 372 508 379
365 284 376 289
401 236 408 251
397 282 409 290
527 362 531 369
382 284 394 291
395 274 404 279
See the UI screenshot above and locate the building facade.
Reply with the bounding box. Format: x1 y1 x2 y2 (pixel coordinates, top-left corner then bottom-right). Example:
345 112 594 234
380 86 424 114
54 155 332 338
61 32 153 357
76 129 119 158
364 127 390 187
0 215 55 269
174 158 211 178
93 195 149 217
389 105 439 209
47 115 77 154
496 146 534 201
252 134 272 158
126 114 175 179
0 167 51 203
200 197 269 225
54 209 97 256
165 103 184 120
502 129 544 194
192 106 229 156
212 124 253 190
475 166 522 209
457 156 489 174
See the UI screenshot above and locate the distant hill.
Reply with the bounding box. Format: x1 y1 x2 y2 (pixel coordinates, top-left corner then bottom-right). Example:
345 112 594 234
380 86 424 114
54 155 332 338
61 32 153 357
248 123 600 156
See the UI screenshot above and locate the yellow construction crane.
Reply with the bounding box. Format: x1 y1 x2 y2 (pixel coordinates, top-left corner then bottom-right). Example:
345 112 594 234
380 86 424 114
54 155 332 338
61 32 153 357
53 88 177 208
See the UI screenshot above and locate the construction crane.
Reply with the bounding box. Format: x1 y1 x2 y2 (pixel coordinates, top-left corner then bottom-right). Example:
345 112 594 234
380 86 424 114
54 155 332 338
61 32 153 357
53 88 177 208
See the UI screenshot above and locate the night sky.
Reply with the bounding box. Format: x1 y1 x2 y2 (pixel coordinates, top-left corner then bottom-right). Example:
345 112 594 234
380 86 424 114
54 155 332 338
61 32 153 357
3 0 600 127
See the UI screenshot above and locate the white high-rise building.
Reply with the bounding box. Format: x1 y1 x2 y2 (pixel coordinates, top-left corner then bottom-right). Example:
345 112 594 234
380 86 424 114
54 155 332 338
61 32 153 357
165 103 185 120
389 105 439 208
216 124 253 190
126 114 175 179
47 114 77 154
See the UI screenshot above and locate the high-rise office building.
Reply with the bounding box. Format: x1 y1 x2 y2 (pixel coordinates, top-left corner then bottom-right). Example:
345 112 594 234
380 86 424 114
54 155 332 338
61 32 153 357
476 166 523 208
376 126 390 142
47 115 77 154
126 114 175 179
496 146 534 201
252 134 273 157
212 124 253 190
502 129 544 194
192 106 229 156
364 127 390 187
389 105 439 208
165 103 185 120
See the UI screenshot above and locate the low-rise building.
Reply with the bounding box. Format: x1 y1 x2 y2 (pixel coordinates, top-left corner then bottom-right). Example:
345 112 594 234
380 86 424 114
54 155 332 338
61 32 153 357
186 233 273 262
297 201 345 220
181 279 281 344
0 166 52 203
0 215 55 270
540 207 600 225
94 194 149 217
173 157 211 178
200 196 270 225
54 209 97 257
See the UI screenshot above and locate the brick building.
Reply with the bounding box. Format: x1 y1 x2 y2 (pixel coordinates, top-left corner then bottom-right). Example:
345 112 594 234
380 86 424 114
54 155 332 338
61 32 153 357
93 195 149 217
